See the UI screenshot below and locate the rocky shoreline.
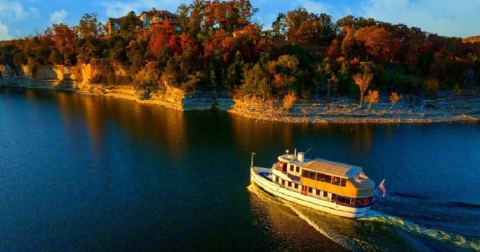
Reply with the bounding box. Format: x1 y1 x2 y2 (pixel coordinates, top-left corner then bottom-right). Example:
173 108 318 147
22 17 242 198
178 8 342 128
1 76 479 124
228 97 480 124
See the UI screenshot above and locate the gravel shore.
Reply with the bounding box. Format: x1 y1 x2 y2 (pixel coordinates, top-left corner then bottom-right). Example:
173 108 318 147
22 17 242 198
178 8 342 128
228 97 480 124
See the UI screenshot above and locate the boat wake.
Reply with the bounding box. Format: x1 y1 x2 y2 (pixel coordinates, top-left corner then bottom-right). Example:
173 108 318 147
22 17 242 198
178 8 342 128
248 184 480 252
280 199 360 251
360 210 480 251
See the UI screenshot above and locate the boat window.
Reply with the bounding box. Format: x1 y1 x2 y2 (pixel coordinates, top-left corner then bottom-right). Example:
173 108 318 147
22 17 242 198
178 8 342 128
331 194 337 202
356 198 369 206
290 165 294 172
332 176 340 185
288 181 292 187
275 176 279 183
302 170 309 177
309 171 317 180
282 180 285 185
337 196 349 204
323 191 328 198
294 184 298 189
296 166 300 173
308 187 313 193
340 178 347 187
315 190 320 196
317 173 331 183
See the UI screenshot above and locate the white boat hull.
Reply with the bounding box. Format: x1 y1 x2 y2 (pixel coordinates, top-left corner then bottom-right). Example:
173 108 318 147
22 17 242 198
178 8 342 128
250 166 371 218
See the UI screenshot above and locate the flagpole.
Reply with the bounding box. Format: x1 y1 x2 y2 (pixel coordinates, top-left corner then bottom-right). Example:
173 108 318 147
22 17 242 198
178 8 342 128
251 152 256 168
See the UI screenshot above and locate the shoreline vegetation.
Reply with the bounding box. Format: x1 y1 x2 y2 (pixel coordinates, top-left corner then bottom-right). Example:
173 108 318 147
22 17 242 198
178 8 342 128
1 0 480 123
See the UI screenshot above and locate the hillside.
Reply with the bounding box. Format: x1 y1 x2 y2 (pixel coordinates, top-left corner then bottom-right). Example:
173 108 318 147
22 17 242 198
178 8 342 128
1 0 479 107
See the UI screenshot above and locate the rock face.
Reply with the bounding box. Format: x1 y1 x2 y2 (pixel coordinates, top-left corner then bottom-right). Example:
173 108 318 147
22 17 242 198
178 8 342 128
0 63 233 111
0 64 77 90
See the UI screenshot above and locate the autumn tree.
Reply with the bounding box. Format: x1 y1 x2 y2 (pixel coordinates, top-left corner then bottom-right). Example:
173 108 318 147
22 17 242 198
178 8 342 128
51 23 77 65
282 8 336 46
272 55 299 94
355 26 400 63
389 92 403 110
283 91 297 111
352 67 374 107
364 89 379 111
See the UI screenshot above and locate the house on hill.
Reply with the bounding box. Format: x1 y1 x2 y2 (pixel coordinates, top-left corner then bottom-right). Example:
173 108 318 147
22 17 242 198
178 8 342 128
106 7 180 35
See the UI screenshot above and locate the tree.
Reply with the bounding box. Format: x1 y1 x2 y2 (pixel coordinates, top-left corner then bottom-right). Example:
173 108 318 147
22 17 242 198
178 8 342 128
424 78 439 98
283 91 297 111
389 92 403 110
51 23 77 65
355 26 400 63
13 52 28 66
364 89 379 111
120 11 138 34
352 68 374 107
78 13 104 38
283 9 336 46
239 63 269 98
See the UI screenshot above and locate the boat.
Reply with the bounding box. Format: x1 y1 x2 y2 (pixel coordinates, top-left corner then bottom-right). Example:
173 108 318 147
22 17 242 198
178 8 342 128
250 150 376 218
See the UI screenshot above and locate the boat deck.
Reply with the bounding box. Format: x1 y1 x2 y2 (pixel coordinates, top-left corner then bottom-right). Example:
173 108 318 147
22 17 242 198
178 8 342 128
259 172 272 181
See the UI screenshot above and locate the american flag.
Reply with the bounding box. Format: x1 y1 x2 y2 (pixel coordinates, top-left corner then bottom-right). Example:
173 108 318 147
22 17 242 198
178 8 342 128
378 179 386 197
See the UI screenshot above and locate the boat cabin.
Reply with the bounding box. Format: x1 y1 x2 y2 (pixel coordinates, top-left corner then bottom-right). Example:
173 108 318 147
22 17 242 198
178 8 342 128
272 152 375 207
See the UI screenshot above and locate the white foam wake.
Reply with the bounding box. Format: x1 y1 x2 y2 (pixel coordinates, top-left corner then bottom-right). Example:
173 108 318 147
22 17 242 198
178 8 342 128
280 199 360 251
360 210 480 251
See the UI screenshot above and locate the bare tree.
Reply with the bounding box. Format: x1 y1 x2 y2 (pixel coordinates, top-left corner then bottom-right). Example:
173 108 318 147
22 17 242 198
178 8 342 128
352 71 374 108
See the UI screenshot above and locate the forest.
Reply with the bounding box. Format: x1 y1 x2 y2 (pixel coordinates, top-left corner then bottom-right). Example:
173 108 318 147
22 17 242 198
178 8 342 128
1 0 480 102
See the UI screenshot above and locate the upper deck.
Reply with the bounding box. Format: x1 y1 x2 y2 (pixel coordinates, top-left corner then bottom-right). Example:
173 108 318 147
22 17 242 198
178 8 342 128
276 152 375 197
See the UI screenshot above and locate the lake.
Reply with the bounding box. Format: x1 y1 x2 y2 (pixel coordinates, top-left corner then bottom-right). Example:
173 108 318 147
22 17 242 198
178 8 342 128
0 86 479 251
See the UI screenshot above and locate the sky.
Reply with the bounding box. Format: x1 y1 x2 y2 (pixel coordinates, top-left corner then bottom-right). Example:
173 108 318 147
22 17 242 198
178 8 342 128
1 0 479 41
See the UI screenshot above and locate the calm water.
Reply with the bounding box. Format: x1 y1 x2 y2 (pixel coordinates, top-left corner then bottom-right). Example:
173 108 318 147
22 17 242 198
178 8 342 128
0 86 479 251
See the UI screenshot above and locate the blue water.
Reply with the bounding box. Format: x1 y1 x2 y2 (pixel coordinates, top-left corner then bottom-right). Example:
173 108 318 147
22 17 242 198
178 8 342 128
0 86 479 251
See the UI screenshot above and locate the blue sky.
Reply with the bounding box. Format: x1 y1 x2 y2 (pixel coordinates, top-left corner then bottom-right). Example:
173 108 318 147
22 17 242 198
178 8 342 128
1 0 479 41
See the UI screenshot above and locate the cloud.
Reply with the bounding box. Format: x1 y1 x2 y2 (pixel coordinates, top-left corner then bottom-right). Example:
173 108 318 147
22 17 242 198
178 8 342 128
0 21 12 40
49 9 68 24
360 0 480 38
0 0 39 20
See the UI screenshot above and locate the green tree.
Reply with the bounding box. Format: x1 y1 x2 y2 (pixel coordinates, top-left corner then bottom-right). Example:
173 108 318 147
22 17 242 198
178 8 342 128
13 52 28 66
240 63 269 98
78 13 104 38
120 11 137 34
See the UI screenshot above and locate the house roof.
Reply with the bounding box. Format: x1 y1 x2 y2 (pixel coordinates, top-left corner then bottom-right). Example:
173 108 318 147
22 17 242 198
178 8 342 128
107 18 122 25
140 8 175 18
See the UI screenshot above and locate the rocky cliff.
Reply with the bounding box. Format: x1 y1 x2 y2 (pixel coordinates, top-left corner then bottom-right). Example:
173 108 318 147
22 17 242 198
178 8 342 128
0 64 233 111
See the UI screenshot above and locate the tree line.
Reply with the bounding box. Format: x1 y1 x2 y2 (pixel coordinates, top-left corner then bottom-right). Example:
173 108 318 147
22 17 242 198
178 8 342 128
1 0 480 103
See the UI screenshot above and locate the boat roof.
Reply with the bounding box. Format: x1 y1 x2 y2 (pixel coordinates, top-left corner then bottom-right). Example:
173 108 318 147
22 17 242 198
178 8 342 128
301 158 362 178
